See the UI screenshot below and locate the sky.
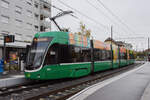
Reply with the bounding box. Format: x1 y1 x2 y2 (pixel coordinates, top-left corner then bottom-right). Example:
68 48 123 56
51 0 150 51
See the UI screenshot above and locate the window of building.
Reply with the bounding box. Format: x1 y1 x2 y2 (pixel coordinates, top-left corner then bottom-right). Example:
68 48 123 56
27 23 32 29
15 19 22 27
1 0 9 8
40 26 46 31
1 30 9 35
15 6 22 14
34 25 38 31
15 33 22 40
43 5 50 11
15 33 22 36
34 3 38 8
25 35 32 41
1 15 9 24
26 35 32 37
27 10 32 17
26 0 32 5
34 14 39 20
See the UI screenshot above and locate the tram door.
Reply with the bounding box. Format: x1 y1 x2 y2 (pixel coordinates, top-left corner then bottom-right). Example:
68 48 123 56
44 44 59 65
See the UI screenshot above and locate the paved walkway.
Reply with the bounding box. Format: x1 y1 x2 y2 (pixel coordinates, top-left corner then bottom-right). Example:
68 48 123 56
0 71 27 88
68 62 150 100
0 71 24 79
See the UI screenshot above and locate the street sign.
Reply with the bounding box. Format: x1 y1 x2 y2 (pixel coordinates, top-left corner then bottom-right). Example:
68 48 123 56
4 35 15 43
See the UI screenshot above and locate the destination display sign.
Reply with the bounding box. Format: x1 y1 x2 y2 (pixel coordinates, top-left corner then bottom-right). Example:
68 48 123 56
33 37 51 42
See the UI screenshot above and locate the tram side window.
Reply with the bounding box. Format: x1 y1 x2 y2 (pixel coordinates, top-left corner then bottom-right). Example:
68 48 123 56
44 44 59 65
120 53 124 59
132 54 135 59
129 53 132 59
101 50 106 60
99 50 102 61
59 45 72 63
106 50 111 60
71 46 91 63
94 49 111 61
94 49 100 61
71 46 82 62
120 53 123 59
81 48 91 62
94 49 110 61
120 53 127 60
124 53 127 59
130 53 134 59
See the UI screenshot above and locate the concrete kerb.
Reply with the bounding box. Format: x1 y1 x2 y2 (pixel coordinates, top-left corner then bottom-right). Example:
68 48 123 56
0 75 29 88
141 81 150 100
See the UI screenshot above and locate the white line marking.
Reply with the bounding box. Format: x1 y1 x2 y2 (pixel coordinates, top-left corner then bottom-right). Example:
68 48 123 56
11 75 25 78
60 62 91 65
67 63 147 100
0 75 25 81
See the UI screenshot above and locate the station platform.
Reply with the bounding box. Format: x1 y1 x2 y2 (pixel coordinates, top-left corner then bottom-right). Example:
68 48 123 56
68 62 150 100
0 71 28 88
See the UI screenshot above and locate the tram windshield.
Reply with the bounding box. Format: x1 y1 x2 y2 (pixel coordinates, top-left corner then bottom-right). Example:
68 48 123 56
26 37 53 70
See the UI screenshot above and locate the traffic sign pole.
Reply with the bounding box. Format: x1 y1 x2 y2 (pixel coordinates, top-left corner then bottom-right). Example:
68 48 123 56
3 36 6 71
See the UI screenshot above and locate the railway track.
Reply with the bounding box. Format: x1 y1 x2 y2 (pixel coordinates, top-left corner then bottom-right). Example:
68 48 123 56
0 78 72 99
0 80 45 94
0 63 143 100
30 63 143 100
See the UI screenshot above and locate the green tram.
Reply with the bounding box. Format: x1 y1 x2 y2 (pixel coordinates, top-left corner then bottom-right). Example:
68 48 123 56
24 31 135 80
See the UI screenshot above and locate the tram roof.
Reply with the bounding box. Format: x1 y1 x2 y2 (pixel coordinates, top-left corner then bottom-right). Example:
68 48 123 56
34 31 69 38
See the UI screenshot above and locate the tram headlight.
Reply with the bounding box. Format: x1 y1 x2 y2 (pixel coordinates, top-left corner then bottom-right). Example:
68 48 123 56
47 68 51 71
37 74 40 78
27 73 30 77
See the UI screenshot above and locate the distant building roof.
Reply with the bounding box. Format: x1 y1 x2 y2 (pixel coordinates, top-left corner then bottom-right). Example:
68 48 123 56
104 37 116 43
104 37 133 49
115 41 124 46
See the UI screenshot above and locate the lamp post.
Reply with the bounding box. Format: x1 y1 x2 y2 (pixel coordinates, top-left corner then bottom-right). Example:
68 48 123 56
148 37 149 61
3 36 6 71
111 25 113 69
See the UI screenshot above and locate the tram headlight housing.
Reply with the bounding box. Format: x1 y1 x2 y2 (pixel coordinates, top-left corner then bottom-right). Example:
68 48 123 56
27 73 30 77
37 74 40 78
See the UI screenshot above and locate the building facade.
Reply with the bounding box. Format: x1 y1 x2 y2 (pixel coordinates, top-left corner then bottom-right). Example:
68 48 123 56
104 37 133 49
0 0 51 67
